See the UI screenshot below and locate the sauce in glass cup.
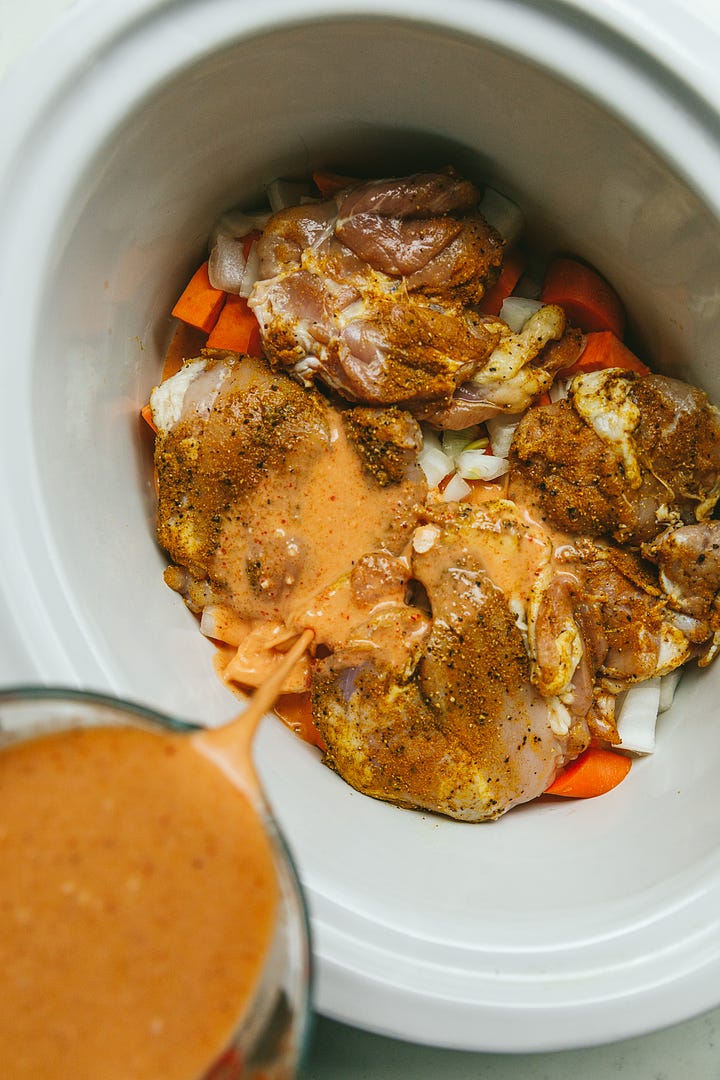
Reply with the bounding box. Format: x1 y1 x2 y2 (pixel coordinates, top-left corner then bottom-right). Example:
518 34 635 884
0 687 312 1080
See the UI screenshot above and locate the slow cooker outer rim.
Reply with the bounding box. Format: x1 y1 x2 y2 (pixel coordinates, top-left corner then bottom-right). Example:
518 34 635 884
2 0 720 189
2 0 720 1056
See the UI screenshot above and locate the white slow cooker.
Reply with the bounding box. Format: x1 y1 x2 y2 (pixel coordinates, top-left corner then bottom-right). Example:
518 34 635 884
2 0 720 1052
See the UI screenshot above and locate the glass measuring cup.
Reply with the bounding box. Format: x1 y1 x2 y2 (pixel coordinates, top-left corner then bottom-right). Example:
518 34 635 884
0 685 313 1080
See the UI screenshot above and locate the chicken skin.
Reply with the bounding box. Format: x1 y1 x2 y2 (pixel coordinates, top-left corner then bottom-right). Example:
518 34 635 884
418 311 583 428
249 169 507 409
312 502 590 821
151 166 720 823
509 370 720 546
643 521 720 666
151 350 426 688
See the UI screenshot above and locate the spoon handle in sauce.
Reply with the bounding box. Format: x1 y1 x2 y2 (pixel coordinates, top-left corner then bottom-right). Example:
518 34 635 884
192 628 315 798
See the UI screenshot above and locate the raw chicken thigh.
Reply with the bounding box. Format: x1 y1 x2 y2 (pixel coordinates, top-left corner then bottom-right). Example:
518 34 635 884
151 350 426 688
151 164 720 823
510 369 720 546
312 502 590 821
249 169 508 409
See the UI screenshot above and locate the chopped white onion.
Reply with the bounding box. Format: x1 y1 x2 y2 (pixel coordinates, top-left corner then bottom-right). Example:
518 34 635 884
485 414 520 458
420 425 443 454
548 377 570 403
659 669 682 713
441 425 482 461
149 358 206 433
479 186 525 246
413 524 441 553
208 234 247 293
419 445 454 489
266 178 313 213
209 208 271 248
441 473 472 502
200 605 246 647
499 296 543 333
457 450 509 481
200 606 219 639
238 240 261 298
616 678 661 754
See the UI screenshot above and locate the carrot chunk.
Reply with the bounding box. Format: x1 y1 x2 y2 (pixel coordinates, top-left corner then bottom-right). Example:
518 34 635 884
274 692 326 751
161 322 208 382
171 261 226 333
206 294 263 355
563 330 649 377
312 170 358 198
541 257 625 338
477 248 527 316
545 747 632 799
140 402 157 434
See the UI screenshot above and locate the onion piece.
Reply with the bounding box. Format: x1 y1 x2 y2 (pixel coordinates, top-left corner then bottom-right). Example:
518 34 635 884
616 678 661 754
208 234 247 293
419 445 454 489
200 604 247 647
441 473 472 502
457 450 509 481
485 414 520 458
209 208 271 248
659 669 682 713
266 178 313 212
499 296 543 333
239 240 261 298
479 186 525 246
548 377 571 403
441 425 483 461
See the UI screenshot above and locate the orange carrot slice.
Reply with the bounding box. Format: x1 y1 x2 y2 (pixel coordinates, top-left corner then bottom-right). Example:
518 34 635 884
545 747 632 799
541 257 625 338
206 294 262 354
274 692 326 751
477 248 527 316
563 330 649 377
161 322 208 382
140 402 157 434
312 170 358 197
171 261 226 333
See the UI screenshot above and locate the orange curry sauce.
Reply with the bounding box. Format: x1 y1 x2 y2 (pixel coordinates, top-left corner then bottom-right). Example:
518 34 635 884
0 724 278 1080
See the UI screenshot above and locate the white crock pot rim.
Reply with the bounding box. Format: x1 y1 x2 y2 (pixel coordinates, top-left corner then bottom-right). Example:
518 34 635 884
2 0 720 189
2 0 720 687
2 0 720 1054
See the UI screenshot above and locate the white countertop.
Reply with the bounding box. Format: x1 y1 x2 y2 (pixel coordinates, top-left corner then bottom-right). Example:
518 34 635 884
2 1 720 1076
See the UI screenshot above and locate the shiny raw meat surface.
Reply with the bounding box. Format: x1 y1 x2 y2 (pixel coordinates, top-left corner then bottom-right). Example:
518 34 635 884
151 167 720 821
510 370 720 546
249 169 506 409
312 503 589 821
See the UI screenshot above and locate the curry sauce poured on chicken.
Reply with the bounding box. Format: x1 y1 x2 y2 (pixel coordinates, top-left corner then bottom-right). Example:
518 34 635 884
149 168 720 821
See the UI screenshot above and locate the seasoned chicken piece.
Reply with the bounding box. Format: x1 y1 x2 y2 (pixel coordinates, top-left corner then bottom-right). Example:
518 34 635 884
336 170 479 220
643 521 720 665
256 201 337 279
252 272 505 406
311 503 589 821
644 522 720 619
530 538 696 700
333 169 504 303
248 169 507 408
418 311 583 429
151 351 426 686
509 370 720 546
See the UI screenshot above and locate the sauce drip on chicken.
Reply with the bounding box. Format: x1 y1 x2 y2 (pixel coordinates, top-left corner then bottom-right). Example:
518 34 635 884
150 168 720 821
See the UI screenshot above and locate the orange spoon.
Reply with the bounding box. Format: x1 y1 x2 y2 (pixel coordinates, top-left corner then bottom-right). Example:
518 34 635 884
192 628 314 800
